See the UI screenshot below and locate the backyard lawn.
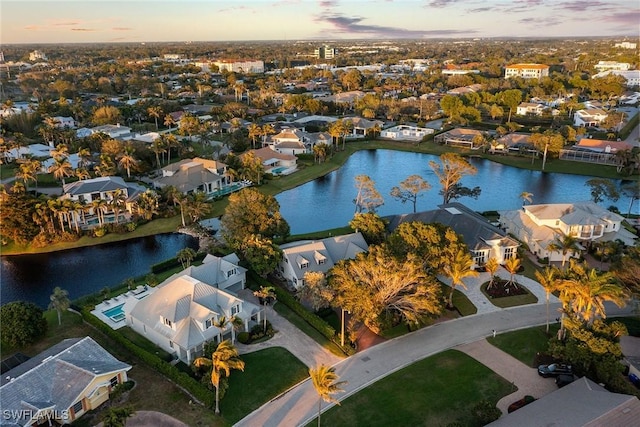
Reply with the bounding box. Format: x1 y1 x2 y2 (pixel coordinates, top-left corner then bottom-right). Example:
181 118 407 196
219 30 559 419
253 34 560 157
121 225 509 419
313 350 513 427
487 325 559 367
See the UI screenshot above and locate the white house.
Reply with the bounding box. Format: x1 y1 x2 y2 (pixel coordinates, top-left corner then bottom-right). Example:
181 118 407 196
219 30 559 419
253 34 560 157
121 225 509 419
88 124 133 140
270 128 308 155
52 116 77 129
380 124 434 141
573 108 608 127
5 143 53 162
504 64 549 79
516 103 545 116
592 70 640 88
0 337 131 426
499 202 636 262
126 254 260 363
594 61 631 72
153 157 231 195
278 233 369 289
244 147 298 175
344 117 384 138
387 204 520 269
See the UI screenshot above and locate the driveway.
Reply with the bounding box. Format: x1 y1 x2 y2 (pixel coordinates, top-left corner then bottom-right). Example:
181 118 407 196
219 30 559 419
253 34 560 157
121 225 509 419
456 339 557 414
234 302 634 427
235 289 342 369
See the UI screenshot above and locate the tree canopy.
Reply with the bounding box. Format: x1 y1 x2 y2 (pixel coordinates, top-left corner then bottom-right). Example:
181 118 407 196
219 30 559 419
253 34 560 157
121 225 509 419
0 301 48 347
428 153 478 204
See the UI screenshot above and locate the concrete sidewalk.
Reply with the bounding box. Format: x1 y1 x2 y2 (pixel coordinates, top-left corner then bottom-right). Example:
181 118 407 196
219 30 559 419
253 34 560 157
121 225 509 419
456 339 557 414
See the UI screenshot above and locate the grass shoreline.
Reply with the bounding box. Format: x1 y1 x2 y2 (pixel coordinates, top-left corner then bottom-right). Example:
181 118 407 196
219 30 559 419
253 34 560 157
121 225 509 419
2 139 637 256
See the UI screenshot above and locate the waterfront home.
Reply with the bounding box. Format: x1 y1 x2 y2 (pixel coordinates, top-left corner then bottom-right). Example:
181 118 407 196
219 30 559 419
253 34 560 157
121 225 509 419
434 128 485 149
493 133 535 154
153 157 231 195
387 203 520 269
343 117 384 139
380 124 434 142
278 232 369 290
499 202 636 262
244 146 298 175
269 128 308 155
61 176 147 228
126 253 260 363
0 337 131 426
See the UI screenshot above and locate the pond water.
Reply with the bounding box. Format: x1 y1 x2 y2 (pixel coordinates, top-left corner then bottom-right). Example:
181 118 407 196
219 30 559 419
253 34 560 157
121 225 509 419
0 233 198 308
276 149 638 235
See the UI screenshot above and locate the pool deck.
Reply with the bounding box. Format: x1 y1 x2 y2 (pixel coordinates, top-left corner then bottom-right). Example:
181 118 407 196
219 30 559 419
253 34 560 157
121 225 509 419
91 285 153 330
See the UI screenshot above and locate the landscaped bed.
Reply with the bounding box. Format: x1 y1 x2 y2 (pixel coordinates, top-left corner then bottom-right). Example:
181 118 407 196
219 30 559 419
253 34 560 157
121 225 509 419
481 279 538 308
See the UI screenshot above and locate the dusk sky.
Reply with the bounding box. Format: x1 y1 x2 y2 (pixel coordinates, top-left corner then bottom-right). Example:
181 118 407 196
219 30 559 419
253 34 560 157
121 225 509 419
1 0 639 44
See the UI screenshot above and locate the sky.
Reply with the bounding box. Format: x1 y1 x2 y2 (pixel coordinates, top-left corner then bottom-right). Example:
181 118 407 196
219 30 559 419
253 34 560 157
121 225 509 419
1 0 639 44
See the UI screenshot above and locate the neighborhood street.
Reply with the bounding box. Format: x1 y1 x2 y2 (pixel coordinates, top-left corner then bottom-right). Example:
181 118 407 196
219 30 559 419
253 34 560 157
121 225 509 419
234 301 635 427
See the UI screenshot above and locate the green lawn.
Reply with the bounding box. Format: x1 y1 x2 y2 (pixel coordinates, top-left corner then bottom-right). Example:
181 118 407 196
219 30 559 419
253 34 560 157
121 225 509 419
313 350 514 427
487 325 559 367
481 282 538 308
222 346 309 424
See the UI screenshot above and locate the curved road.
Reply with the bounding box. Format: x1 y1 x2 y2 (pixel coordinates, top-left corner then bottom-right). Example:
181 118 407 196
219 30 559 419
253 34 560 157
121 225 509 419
235 302 635 427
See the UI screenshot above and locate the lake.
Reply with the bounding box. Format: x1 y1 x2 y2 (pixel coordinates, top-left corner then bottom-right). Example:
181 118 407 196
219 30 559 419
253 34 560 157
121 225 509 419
0 233 198 308
276 149 639 234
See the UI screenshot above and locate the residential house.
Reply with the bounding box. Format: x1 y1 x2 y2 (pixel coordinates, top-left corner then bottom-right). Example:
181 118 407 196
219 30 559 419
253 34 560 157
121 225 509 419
0 337 131 426
380 124 434 141
434 128 485 149
126 254 260 363
153 157 231 195
559 138 634 166
615 41 637 49
572 138 633 154
292 115 338 127
488 377 640 427
594 61 632 72
88 124 133 140
621 336 640 380
504 63 549 80
5 143 52 162
446 83 483 95
278 233 369 290
493 133 535 154
213 59 264 74
52 116 76 129
244 147 298 175
516 103 545 116
61 176 147 227
387 203 520 269
574 108 609 127
41 152 82 172
499 202 636 262
343 117 383 138
269 128 308 155
593 70 640 88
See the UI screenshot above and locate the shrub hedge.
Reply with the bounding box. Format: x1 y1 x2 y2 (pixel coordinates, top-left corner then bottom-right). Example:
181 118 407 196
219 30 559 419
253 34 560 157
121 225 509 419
81 309 214 407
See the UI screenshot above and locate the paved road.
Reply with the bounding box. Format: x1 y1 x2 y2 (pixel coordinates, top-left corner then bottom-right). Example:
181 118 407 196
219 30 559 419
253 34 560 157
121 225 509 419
234 302 635 427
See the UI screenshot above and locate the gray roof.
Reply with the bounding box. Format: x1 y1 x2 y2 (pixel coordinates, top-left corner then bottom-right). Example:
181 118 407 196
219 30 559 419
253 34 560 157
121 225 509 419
62 176 146 202
487 377 640 427
0 337 131 426
387 203 520 251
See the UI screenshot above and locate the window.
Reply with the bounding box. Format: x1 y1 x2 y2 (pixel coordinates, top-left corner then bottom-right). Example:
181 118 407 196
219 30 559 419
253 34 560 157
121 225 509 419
504 247 515 260
72 401 83 414
110 375 119 388
231 304 240 315
169 341 174 348
227 268 237 278
318 258 325 265
300 262 309 269
472 250 486 265
164 317 172 328
205 319 212 329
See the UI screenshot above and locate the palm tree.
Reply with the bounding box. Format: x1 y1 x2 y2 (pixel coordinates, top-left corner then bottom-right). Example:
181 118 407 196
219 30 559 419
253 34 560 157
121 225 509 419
557 260 629 324
503 256 521 288
135 190 159 220
177 247 197 269
48 157 73 185
309 364 346 427
108 189 127 225
442 249 479 308
253 286 276 333
185 192 211 224
75 167 91 181
548 233 580 268
534 267 558 334
247 122 262 149
485 257 500 290
163 113 176 130
49 286 70 326
193 339 245 415
147 106 162 130
520 191 533 205
117 144 138 178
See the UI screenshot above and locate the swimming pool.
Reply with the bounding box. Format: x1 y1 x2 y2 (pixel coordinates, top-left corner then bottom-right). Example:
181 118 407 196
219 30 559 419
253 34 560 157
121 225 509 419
271 166 287 174
102 303 125 322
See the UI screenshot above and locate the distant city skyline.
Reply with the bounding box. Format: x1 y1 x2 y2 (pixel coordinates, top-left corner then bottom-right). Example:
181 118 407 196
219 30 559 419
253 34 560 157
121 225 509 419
1 0 639 45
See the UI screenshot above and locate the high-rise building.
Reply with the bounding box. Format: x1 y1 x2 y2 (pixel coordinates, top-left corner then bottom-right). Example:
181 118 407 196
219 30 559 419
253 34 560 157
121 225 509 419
314 45 336 60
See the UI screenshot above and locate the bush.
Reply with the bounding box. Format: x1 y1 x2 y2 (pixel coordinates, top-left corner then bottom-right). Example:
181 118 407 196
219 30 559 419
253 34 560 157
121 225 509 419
471 400 501 425
151 257 182 273
237 332 250 344
0 301 48 347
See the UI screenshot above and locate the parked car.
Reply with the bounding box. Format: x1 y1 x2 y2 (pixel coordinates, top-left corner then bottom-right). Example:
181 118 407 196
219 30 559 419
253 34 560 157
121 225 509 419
538 363 573 377
556 374 575 388
630 373 640 389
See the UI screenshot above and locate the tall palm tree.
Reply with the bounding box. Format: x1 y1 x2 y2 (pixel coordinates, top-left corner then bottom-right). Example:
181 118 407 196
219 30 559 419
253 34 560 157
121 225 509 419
503 256 521 288
163 113 176 130
309 364 346 427
253 286 276 333
193 339 245 415
557 260 629 324
520 191 533 205
117 144 138 178
548 233 580 268
108 189 127 225
534 266 558 334
48 157 73 185
49 286 70 326
247 122 262 149
485 257 500 290
442 249 479 308
147 106 162 130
